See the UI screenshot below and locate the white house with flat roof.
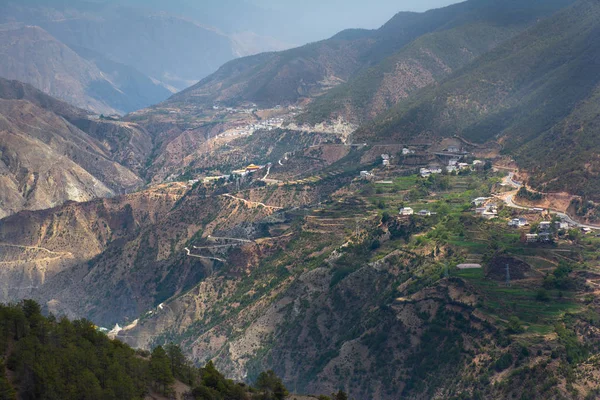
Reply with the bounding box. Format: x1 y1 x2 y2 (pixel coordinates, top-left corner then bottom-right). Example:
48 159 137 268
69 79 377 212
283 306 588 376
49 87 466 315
399 207 414 216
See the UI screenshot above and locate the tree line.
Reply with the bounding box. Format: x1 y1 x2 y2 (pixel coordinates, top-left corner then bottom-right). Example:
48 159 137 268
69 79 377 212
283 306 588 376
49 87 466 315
0 300 349 400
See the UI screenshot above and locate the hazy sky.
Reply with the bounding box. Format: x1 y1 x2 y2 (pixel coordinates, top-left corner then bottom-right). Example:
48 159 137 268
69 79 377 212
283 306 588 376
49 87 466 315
108 0 462 44
7 0 462 44
246 0 461 43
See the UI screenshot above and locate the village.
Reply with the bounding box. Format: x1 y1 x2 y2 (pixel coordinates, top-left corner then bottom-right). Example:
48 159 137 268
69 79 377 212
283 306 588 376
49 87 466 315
356 140 599 246
212 103 301 138
186 162 271 186
183 132 599 245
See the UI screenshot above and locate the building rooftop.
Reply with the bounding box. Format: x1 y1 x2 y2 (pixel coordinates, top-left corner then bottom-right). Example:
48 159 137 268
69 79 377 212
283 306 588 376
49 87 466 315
457 264 482 269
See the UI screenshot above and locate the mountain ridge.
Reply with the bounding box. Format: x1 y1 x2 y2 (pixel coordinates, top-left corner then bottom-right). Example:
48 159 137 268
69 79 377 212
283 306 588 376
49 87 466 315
354 0 600 199
298 0 576 125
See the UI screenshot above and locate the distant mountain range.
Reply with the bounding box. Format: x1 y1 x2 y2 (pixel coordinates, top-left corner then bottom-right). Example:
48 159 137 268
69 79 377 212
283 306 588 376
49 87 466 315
0 1 290 114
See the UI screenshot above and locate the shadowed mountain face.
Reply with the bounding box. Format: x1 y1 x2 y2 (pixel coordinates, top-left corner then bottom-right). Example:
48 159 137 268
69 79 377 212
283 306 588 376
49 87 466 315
356 0 600 199
299 0 577 125
0 78 149 218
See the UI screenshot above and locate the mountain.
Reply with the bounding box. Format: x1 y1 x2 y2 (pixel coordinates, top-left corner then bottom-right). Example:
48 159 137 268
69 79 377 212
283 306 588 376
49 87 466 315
0 78 147 218
2 157 600 399
299 0 577 124
3 1 600 399
0 23 172 115
166 0 575 112
0 1 291 93
355 0 600 200
125 0 579 188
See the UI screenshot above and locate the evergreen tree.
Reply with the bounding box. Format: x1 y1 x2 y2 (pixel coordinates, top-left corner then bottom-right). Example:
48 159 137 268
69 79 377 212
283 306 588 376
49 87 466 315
165 342 187 379
255 370 288 400
150 346 174 395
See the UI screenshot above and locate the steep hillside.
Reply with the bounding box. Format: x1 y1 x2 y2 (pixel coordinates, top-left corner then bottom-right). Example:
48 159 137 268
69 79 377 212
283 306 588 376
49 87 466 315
0 1 290 92
164 1 480 108
0 182 186 306
356 0 600 200
0 23 117 114
164 0 575 111
0 77 154 176
0 79 147 218
299 0 576 124
0 300 296 400
0 23 172 115
113 172 600 400
3 140 600 399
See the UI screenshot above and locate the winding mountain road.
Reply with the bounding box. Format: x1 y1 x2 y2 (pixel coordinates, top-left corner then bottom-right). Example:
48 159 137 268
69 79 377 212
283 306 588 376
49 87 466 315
498 172 600 230
184 247 226 262
0 243 72 256
207 235 253 243
222 193 283 209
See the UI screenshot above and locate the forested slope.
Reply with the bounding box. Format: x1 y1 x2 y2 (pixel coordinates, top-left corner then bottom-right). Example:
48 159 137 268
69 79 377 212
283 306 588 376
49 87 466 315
0 300 307 400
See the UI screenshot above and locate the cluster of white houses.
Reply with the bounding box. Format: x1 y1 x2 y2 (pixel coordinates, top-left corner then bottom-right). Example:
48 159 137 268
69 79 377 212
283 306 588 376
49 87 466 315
188 163 267 185
420 159 483 177
399 207 435 217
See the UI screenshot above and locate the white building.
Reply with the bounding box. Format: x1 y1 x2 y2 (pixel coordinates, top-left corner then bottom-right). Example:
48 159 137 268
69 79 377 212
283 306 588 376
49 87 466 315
399 207 414 216
509 217 528 227
555 221 569 230
526 234 539 243
482 210 497 220
472 197 490 206
428 165 443 174
382 154 391 167
360 171 374 179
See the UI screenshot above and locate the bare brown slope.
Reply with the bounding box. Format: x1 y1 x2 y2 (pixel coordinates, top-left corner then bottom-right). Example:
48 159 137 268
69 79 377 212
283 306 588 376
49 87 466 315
0 77 154 176
163 2 480 109
0 183 187 304
0 96 143 218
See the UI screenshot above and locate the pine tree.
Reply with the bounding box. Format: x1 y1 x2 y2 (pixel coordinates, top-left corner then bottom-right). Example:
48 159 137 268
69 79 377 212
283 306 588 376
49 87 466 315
256 370 288 400
150 346 174 395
